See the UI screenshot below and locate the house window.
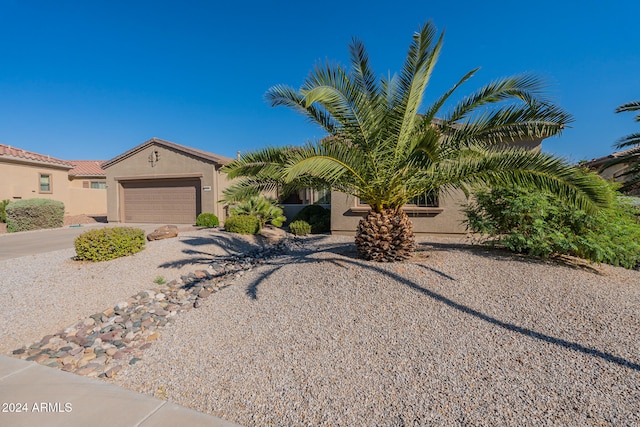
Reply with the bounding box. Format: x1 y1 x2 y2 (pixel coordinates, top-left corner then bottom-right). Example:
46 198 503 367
279 188 330 204
39 174 52 193
91 181 107 189
356 191 439 208
408 190 439 207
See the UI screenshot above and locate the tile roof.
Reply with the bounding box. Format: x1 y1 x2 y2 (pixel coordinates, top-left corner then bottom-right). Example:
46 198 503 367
68 160 107 177
0 143 74 169
101 137 234 169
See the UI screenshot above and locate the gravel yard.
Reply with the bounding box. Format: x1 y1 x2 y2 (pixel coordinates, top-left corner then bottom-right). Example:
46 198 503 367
1 230 639 426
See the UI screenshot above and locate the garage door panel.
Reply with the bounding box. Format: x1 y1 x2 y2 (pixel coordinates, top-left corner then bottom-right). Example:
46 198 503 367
122 180 199 223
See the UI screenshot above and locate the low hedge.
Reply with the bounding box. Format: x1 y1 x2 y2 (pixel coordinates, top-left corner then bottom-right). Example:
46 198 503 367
6 198 64 232
75 227 145 262
289 220 311 236
196 212 219 227
292 204 330 233
224 215 261 235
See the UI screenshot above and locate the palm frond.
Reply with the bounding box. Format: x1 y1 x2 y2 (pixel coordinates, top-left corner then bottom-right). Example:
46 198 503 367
616 101 640 121
431 150 611 212
265 84 338 134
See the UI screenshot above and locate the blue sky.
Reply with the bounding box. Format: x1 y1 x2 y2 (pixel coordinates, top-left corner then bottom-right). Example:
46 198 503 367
0 0 638 163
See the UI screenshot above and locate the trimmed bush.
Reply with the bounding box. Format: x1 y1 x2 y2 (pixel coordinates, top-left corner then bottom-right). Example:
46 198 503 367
196 212 219 227
0 199 10 223
6 198 64 232
464 184 640 269
74 227 145 262
289 220 311 236
292 204 330 233
224 215 261 235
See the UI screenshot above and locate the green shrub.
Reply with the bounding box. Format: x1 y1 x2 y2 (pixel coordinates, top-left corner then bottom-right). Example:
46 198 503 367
74 227 145 262
289 220 311 236
292 204 330 233
224 215 261 235
464 183 640 269
196 212 219 227
0 199 10 223
6 198 64 232
230 196 286 226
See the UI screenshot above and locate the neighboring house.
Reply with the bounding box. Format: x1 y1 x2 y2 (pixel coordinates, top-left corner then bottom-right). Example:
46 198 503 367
102 138 233 224
330 137 546 236
0 144 106 215
67 160 108 215
584 148 640 195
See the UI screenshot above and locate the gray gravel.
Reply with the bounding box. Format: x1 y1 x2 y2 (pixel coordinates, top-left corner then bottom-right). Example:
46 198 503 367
2 231 638 425
101 235 639 426
0 229 269 354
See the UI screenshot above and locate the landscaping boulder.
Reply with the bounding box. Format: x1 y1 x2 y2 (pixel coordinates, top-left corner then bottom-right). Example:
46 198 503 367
260 224 287 242
147 225 178 241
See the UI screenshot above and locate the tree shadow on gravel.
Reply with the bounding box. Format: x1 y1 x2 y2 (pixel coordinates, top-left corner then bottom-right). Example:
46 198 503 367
243 239 639 372
157 231 273 270
416 239 604 275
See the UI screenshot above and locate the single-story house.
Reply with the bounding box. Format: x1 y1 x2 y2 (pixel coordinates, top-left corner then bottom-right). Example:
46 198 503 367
102 136 548 235
102 138 233 224
0 144 107 215
330 138 545 236
584 148 640 195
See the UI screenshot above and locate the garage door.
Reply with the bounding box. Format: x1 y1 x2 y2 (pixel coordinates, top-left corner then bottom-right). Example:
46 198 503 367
122 179 200 223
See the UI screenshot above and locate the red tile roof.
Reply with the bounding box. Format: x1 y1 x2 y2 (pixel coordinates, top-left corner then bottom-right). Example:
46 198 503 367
0 143 74 168
68 160 106 177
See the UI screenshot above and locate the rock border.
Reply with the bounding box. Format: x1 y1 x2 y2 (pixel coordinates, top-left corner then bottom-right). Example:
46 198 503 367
10 239 293 378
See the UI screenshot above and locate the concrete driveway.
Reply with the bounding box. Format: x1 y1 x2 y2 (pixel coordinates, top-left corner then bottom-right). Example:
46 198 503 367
0 224 194 261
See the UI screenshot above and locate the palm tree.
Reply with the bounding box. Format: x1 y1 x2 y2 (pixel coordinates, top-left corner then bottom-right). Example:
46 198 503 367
604 101 640 193
223 22 609 262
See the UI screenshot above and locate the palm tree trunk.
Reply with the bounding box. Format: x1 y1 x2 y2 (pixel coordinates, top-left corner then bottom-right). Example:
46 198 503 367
355 208 416 261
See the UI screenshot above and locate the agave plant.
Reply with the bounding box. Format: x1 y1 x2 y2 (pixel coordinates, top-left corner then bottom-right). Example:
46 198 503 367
223 21 609 262
604 101 640 193
230 196 286 227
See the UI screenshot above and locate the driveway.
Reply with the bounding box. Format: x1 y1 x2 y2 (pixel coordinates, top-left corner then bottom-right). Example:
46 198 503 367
0 223 194 260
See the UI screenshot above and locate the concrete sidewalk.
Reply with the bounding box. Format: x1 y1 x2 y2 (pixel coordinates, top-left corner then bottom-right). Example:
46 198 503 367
0 355 241 427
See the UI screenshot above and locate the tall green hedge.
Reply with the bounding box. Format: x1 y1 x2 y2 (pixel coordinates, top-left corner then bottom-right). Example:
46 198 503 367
464 184 640 269
6 198 64 232
292 204 330 233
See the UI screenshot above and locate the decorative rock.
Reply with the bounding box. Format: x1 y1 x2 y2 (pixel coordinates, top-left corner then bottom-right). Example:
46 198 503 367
9 235 295 384
260 224 288 242
104 365 122 378
146 225 178 241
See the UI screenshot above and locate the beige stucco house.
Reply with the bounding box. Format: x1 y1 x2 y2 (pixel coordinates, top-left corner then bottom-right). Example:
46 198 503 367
0 144 107 215
102 138 233 224
584 148 640 195
330 138 546 236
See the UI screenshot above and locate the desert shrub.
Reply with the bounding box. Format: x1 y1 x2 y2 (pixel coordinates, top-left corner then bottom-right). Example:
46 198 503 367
74 227 145 262
230 196 286 226
464 184 640 269
289 220 311 236
292 204 330 233
196 212 219 227
0 199 10 223
6 198 64 232
224 215 261 235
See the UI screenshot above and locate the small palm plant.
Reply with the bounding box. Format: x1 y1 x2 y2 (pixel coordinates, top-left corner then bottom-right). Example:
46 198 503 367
223 21 609 261
230 196 286 227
